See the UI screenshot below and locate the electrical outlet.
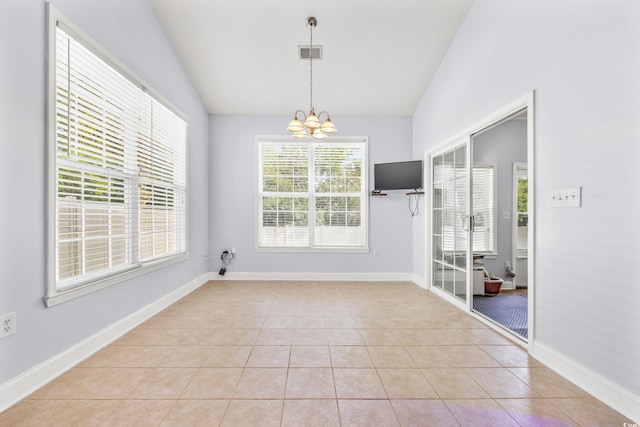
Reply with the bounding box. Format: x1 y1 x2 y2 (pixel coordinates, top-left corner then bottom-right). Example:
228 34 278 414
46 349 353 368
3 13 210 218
372 249 380 258
0 312 16 340
231 248 237 255
202 252 209 260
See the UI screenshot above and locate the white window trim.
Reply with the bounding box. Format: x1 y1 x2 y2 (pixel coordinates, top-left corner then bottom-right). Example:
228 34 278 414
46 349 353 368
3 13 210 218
254 135 369 253
45 5 189 307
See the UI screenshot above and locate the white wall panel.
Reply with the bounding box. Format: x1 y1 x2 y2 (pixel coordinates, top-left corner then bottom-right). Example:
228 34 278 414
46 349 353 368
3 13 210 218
0 0 209 385
413 0 640 401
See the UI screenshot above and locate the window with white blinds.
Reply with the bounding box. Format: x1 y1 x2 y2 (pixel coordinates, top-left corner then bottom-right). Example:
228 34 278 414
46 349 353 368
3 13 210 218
257 137 368 251
472 163 496 254
46 9 187 306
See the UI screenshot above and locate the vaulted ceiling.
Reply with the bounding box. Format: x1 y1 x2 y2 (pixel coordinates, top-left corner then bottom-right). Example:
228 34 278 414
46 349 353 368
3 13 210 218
147 0 474 116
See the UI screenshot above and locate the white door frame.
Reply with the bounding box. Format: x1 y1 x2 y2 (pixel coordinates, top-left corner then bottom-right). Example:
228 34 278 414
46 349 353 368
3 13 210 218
426 138 472 312
424 91 535 349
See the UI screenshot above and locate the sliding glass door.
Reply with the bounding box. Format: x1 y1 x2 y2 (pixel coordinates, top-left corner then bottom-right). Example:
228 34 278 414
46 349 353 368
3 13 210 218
431 142 469 303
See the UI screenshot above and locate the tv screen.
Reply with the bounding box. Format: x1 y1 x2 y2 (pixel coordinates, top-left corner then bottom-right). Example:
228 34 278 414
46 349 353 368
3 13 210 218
374 160 423 191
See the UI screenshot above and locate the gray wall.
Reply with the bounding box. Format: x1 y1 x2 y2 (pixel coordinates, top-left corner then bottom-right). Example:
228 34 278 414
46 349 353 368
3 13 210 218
472 119 527 281
209 115 414 275
413 0 640 396
0 0 210 384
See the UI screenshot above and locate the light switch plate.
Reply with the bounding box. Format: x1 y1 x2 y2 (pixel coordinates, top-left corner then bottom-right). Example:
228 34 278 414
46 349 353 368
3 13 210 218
549 187 581 208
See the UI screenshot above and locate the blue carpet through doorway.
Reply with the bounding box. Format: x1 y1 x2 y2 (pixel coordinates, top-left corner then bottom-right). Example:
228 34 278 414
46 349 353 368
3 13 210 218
473 294 528 338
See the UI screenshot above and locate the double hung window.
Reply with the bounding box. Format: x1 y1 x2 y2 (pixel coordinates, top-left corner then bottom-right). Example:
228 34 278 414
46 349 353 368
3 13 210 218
46 8 187 306
257 137 368 251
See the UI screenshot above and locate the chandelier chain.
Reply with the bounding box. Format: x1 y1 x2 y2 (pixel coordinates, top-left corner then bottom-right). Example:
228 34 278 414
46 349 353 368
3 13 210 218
309 21 313 112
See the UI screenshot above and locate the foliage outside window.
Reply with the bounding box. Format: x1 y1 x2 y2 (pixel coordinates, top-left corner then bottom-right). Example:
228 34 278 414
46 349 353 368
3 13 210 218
257 138 368 250
46 9 187 306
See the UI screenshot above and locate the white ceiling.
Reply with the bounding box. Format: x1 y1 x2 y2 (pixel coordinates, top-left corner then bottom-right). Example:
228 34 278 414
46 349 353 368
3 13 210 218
147 0 474 116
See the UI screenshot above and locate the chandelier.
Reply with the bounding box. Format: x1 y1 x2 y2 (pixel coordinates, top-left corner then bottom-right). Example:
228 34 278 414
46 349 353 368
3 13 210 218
287 17 337 140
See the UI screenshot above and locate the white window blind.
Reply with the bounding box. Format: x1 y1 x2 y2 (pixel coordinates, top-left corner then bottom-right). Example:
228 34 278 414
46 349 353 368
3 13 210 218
47 11 187 305
472 163 496 254
438 160 495 255
258 138 367 250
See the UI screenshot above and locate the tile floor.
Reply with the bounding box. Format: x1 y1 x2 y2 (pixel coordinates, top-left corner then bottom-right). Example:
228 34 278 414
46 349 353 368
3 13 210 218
0 281 633 426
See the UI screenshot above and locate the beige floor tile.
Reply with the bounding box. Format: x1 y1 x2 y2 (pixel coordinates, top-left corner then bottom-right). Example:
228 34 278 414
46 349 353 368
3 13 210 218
221 400 283 427
480 344 543 367
202 345 252 367
333 368 387 399
30 367 150 400
112 328 187 346
459 327 515 345
377 368 438 398
256 328 294 345
324 316 358 329
0 399 68 427
509 367 589 398
496 398 579 426
367 346 416 368
147 345 214 367
289 345 331 367
281 399 340 427
398 328 468 346
445 399 520 427
329 345 374 368
296 305 324 316
285 367 336 398
323 305 352 316
40 400 121 427
127 367 197 399
221 400 284 427
327 329 364 345
6 281 629 427
160 400 229 427
422 368 490 399
294 316 325 329
355 316 392 329
405 346 457 368
269 305 297 316
180 368 243 399
291 329 328 345
338 399 400 426
246 345 291 367
263 316 296 328
391 399 459 427
100 399 173 427
180 329 259 346
233 368 288 398
548 397 634 426
443 345 502 368
465 367 540 399
359 329 403 346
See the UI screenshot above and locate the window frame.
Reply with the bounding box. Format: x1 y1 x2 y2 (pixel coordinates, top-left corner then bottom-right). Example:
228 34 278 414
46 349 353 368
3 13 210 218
472 162 497 256
45 5 189 307
255 136 369 253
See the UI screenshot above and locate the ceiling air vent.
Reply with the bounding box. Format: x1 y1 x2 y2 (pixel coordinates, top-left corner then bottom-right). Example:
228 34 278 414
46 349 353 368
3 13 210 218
298 45 323 60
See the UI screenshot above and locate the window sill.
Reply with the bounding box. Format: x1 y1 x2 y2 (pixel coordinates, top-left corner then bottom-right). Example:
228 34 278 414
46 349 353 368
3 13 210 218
45 253 189 307
255 247 370 254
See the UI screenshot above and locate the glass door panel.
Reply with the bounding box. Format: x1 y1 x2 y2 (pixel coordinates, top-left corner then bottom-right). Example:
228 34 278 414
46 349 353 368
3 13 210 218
431 142 469 303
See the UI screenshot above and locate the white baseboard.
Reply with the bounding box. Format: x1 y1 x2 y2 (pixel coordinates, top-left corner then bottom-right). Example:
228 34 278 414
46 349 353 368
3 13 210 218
0 273 209 413
208 271 413 282
531 342 640 423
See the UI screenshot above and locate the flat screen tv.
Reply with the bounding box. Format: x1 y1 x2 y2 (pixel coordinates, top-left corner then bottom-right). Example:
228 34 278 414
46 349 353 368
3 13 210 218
374 160 423 191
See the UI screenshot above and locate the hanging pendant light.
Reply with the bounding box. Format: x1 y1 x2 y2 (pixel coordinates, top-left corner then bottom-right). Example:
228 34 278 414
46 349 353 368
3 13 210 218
287 17 337 139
